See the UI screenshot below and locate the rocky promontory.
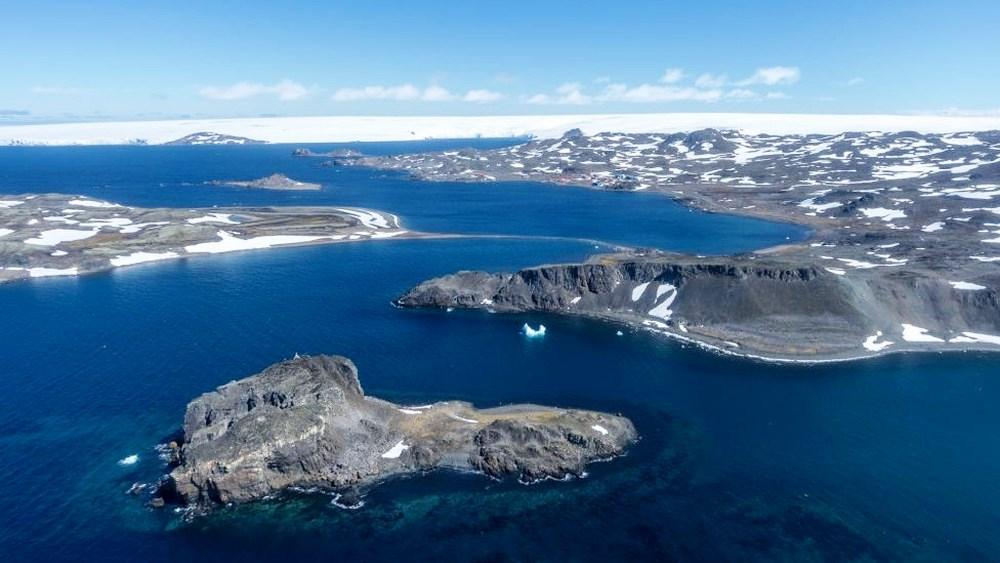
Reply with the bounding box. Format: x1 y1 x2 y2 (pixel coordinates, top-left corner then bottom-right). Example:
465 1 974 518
398 250 1000 361
158 355 636 509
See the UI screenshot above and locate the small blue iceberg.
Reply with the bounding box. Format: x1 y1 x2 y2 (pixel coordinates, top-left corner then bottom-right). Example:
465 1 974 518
522 323 547 338
117 454 139 466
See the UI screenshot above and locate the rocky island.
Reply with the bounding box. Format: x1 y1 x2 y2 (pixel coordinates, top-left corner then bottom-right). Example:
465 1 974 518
209 173 322 191
0 194 414 282
361 128 1000 361
156 355 636 510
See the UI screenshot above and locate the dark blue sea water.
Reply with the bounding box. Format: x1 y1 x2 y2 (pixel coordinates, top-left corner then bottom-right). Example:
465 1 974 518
1 142 998 562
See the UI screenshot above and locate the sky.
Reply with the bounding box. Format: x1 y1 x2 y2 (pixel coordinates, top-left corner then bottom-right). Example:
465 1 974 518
2 0 999 124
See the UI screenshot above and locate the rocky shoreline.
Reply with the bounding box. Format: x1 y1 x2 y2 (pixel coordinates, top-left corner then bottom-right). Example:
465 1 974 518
357 128 1000 362
156 355 636 510
0 194 416 282
397 250 1000 362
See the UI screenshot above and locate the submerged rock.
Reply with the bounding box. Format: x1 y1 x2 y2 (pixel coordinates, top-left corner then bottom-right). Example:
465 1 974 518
159 355 636 509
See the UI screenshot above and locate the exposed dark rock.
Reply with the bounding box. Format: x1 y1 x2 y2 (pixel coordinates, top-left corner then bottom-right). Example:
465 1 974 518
398 252 1000 361
160 355 636 509
163 132 265 145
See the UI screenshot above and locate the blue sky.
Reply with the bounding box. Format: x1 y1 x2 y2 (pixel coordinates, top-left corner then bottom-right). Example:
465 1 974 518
2 0 998 123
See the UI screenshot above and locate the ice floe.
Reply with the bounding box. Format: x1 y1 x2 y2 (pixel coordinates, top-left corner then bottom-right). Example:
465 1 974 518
117 454 139 466
522 323 547 338
0 228 12 238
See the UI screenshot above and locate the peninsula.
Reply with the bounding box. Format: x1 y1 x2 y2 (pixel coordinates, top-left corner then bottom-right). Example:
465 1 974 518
363 128 1000 361
157 355 636 510
0 194 415 282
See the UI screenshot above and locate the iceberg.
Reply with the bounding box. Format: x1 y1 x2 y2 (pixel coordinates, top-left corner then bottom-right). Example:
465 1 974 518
117 454 139 466
522 323 547 338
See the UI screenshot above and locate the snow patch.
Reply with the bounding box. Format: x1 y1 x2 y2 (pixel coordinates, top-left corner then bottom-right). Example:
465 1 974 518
110 251 179 267
591 424 609 435
24 228 97 246
380 440 409 459
949 281 986 291
900 323 944 343
862 331 894 352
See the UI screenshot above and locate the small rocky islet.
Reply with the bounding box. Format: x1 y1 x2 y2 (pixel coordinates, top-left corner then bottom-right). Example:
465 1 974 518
209 173 322 191
154 355 637 511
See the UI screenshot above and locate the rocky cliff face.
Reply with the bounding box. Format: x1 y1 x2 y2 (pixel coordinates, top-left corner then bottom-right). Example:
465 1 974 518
161 355 636 508
398 254 1000 361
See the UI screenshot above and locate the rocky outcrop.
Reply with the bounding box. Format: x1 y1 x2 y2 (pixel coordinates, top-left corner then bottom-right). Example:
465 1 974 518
163 132 265 145
210 173 321 191
159 355 636 509
398 253 1000 361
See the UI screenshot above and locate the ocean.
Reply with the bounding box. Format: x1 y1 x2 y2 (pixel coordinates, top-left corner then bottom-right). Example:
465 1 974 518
1 142 998 562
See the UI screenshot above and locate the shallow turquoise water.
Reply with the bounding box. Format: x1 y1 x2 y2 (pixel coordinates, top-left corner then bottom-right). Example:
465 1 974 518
0 143 997 562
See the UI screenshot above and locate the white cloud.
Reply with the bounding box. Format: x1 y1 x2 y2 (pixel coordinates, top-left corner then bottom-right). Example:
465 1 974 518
463 89 504 103
331 84 421 101
600 83 722 103
331 84 506 103
845 77 864 86
31 86 86 96
526 67 803 106
725 88 758 99
694 73 728 88
527 83 592 105
199 80 309 101
737 66 800 86
421 85 454 101
659 68 685 84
